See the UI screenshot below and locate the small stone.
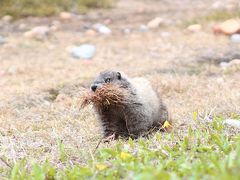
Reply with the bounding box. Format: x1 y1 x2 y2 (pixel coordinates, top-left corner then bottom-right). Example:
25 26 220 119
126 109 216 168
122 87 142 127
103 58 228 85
161 32 171 38
213 19 240 35
224 119 240 128
123 28 131 34
147 17 163 29
0 36 6 45
139 25 148 32
93 24 111 35
1 15 13 23
187 24 202 32
219 62 230 69
85 29 97 36
24 26 50 40
229 59 240 67
70 44 96 59
18 23 27 30
230 34 240 43
7 66 18 75
60 12 73 20
211 1 224 9
219 59 240 69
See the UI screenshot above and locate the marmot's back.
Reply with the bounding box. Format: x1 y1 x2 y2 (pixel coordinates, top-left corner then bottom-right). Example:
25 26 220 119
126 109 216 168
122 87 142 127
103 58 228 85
90 70 168 139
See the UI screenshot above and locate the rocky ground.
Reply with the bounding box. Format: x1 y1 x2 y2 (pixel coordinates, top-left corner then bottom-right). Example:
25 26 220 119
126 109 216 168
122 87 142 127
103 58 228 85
0 0 240 171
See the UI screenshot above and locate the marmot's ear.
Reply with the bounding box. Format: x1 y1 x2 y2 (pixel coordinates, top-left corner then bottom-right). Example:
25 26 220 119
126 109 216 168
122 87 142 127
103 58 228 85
117 72 121 80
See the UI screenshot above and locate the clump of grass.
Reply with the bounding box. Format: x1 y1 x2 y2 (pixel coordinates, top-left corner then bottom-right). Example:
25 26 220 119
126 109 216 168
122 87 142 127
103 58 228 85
3 115 240 179
80 84 130 109
0 0 116 19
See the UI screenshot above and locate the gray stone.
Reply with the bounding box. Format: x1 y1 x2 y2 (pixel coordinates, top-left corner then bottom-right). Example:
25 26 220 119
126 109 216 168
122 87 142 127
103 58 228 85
93 24 111 35
139 25 148 32
0 36 6 44
230 34 240 43
70 44 96 59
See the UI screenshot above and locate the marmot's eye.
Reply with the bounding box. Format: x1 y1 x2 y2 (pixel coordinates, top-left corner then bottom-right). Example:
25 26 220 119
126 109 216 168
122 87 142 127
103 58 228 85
105 78 111 83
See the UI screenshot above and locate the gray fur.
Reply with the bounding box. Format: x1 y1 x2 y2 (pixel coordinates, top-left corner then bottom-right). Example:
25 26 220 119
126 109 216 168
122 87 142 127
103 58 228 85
91 70 168 139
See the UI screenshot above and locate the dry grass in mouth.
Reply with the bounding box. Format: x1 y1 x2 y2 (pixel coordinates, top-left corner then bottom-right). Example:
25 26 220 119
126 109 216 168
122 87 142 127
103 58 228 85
80 84 131 109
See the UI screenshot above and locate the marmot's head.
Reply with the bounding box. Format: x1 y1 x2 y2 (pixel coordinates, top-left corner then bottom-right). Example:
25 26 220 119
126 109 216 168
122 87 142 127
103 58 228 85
90 70 128 92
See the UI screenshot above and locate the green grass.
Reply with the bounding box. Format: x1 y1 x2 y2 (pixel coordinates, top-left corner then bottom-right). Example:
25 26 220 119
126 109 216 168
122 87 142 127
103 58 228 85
3 114 240 179
0 0 116 19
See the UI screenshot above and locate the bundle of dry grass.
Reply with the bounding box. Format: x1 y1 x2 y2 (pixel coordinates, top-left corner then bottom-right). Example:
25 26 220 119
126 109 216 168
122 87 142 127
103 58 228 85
80 84 130 108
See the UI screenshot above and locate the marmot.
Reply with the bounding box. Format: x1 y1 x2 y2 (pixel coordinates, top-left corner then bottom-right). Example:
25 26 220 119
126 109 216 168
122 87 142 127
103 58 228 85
90 70 169 139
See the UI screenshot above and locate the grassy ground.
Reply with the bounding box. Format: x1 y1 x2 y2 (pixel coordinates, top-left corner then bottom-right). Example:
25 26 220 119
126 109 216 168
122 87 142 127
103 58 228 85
0 0 115 18
0 0 240 179
7 117 240 179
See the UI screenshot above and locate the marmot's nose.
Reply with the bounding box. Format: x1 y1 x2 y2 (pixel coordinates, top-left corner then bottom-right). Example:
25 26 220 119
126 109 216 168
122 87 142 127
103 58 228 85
91 85 97 92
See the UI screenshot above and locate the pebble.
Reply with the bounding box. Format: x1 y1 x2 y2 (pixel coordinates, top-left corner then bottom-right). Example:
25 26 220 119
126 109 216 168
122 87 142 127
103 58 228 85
139 25 148 32
229 59 240 66
85 29 97 36
161 32 171 38
230 34 240 43
24 26 50 40
187 24 202 32
93 24 111 35
1 15 13 23
59 12 73 20
223 119 240 128
70 44 96 59
219 62 230 69
211 1 224 9
147 17 163 29
18 23 27 31
0 36 6 44
219 59 240 69
213 19 240 35
123 28 131 34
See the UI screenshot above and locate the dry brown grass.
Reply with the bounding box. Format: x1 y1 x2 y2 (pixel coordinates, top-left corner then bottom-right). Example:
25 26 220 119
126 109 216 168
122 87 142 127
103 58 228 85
80 84 130 109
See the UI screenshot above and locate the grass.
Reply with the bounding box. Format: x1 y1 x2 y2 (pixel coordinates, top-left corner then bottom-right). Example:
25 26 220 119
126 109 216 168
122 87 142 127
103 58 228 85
0 0 116 19
183 9 240 27
2 115 240 179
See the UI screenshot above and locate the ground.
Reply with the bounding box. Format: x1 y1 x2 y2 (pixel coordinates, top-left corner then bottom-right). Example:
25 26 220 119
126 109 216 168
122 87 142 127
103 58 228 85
0 0 240 178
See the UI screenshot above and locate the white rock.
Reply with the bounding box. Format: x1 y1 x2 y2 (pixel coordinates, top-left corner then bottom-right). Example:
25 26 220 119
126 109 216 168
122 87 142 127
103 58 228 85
24 26 50 40
1 15 13 22
139 25 148 32
230 34 240 43
93 24 111 35
161 32 171 38
214 19 240 35
224 119 240 128
211 1 224 9
123 28 131 34
147 17 163 29
187 24 202 32
18 23 27 30
0 36 6 44
70 44 96 59
229 59 240 66
60 12 73 20
219 62 230 69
